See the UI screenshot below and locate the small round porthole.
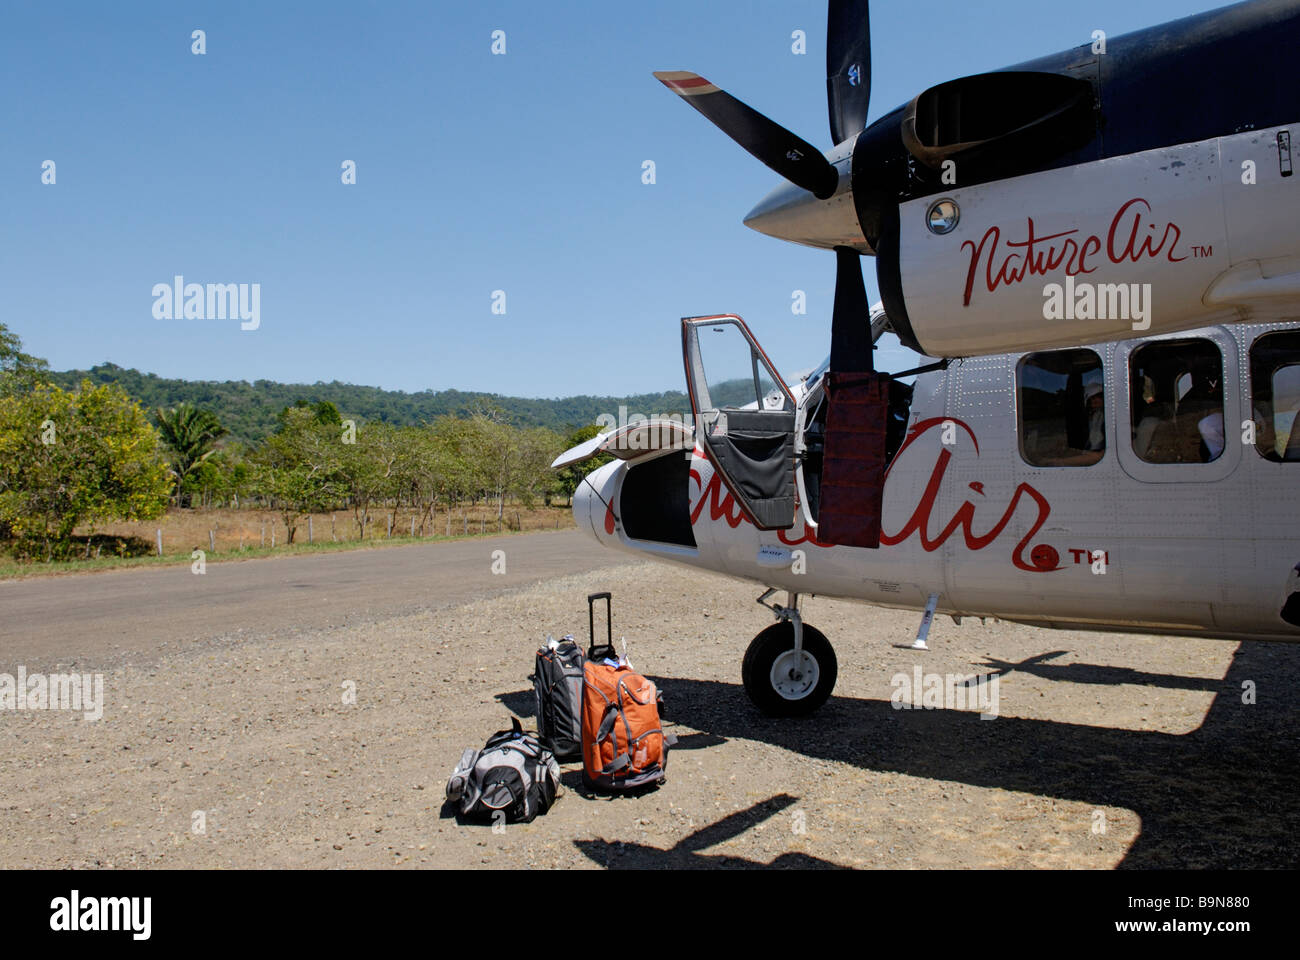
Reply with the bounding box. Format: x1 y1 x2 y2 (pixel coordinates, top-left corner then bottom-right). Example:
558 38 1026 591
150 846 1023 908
926 198 960 235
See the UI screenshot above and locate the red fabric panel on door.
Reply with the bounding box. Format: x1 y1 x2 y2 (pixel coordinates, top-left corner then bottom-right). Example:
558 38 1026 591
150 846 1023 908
817 371 889 549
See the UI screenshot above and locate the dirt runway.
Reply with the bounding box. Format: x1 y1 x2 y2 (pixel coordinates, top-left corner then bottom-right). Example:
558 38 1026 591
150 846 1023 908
0 530 630 669
2 535 1297 868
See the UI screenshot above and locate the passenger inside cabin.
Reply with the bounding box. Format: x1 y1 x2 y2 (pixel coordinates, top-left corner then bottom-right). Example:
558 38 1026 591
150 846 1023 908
1084 382 1106 452
1016 349 1106 468
1131 342 1225 464
1052 381 1106 465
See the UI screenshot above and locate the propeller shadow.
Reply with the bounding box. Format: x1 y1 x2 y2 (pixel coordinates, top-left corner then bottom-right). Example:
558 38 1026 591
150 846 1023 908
573 793 847 869
970 652 1225 693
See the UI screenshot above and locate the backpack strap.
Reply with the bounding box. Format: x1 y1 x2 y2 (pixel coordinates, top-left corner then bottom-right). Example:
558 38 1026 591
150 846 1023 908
594 696 634 775
601 753 631 775
595 703 620 743
493 740 537 759
484 716 529 750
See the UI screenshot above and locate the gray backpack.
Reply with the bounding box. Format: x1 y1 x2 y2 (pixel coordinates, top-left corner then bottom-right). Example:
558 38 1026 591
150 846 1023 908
532 636 586 762
445 718 562 823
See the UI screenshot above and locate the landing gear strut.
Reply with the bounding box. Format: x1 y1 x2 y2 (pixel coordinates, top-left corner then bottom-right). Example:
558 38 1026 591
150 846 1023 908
742 590 838 717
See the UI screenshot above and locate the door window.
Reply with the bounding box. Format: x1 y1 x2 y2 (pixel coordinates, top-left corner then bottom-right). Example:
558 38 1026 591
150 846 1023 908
682 316 796 530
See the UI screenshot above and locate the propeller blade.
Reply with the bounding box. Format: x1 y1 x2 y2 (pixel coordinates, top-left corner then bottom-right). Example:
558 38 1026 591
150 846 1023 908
830 247 872 371
653 71 839 200
826 0 871 146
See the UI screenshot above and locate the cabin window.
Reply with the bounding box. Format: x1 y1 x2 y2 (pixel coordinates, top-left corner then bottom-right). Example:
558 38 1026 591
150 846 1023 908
1129 339 1224 464
1249 331 1300 462
1017 349 1105 467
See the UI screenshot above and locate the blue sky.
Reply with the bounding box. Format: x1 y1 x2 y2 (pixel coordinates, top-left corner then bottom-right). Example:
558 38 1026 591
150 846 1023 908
0 0 1228 399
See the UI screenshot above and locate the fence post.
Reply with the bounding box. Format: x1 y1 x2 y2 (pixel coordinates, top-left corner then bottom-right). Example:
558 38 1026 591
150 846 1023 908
156 529 163 557
209 529 215 552
260 523 265 548
308 516 313 544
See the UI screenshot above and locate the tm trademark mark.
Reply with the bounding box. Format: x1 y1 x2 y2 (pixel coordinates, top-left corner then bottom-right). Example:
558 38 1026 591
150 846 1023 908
1192 244 1214 258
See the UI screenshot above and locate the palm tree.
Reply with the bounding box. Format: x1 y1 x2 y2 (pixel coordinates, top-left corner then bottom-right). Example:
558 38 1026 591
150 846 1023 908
155 403 227 506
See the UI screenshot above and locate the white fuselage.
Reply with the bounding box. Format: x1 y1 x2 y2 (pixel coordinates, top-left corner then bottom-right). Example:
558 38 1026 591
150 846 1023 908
575 322 1300 644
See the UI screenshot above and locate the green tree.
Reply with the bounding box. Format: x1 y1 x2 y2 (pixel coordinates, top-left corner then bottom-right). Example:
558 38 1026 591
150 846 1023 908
336 420 403 539
427 416 476 533
397 425 444 535
455 415 565 526
279 398 343 429
0 322 49 396
553 423 611 505
0 381 171 559
155 402 228 506
513 426 565 510
461 413 518 523
253 405 344 542
222 447 255 508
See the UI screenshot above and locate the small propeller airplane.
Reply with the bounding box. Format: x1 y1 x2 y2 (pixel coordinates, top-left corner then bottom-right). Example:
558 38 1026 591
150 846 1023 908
554 0 1300 716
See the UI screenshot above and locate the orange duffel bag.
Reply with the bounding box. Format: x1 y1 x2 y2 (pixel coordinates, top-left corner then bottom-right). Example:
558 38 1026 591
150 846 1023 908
580 592 671 792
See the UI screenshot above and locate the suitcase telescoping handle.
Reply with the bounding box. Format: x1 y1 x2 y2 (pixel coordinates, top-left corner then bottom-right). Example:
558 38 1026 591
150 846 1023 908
588 592 613 661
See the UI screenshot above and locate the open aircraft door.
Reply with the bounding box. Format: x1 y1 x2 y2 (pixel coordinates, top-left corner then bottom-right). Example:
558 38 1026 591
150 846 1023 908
681 315 797 530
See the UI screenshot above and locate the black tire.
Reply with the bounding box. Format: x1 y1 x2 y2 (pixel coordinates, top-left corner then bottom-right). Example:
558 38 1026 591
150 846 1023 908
741 622 837 717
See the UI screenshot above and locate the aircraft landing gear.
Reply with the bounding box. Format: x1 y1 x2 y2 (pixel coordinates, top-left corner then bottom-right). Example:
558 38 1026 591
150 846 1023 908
742 590 837 717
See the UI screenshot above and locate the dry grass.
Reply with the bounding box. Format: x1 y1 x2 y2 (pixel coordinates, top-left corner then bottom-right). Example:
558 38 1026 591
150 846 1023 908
0 502 576 578
90 502 574 552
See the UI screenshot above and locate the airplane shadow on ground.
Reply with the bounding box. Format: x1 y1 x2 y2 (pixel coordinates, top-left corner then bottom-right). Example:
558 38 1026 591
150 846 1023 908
645 640 1300 868
970 651 1225 694
496 642 1300 867
572 793 847 869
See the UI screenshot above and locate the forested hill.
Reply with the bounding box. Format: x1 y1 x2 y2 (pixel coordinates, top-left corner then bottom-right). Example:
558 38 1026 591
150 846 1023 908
48 363 692 445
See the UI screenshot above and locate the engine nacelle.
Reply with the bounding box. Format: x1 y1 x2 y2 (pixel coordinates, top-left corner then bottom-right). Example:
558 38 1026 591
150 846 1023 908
883 122 1300 358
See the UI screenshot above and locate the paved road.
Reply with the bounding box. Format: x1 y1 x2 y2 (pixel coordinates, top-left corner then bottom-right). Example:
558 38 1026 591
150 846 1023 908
0 530 633 668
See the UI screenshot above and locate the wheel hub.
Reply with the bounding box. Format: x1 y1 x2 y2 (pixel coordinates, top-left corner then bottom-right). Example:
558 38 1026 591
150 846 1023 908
769 648 820 700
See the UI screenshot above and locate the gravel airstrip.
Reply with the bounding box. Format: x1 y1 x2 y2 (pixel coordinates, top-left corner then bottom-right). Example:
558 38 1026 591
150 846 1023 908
2 537 1297 869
